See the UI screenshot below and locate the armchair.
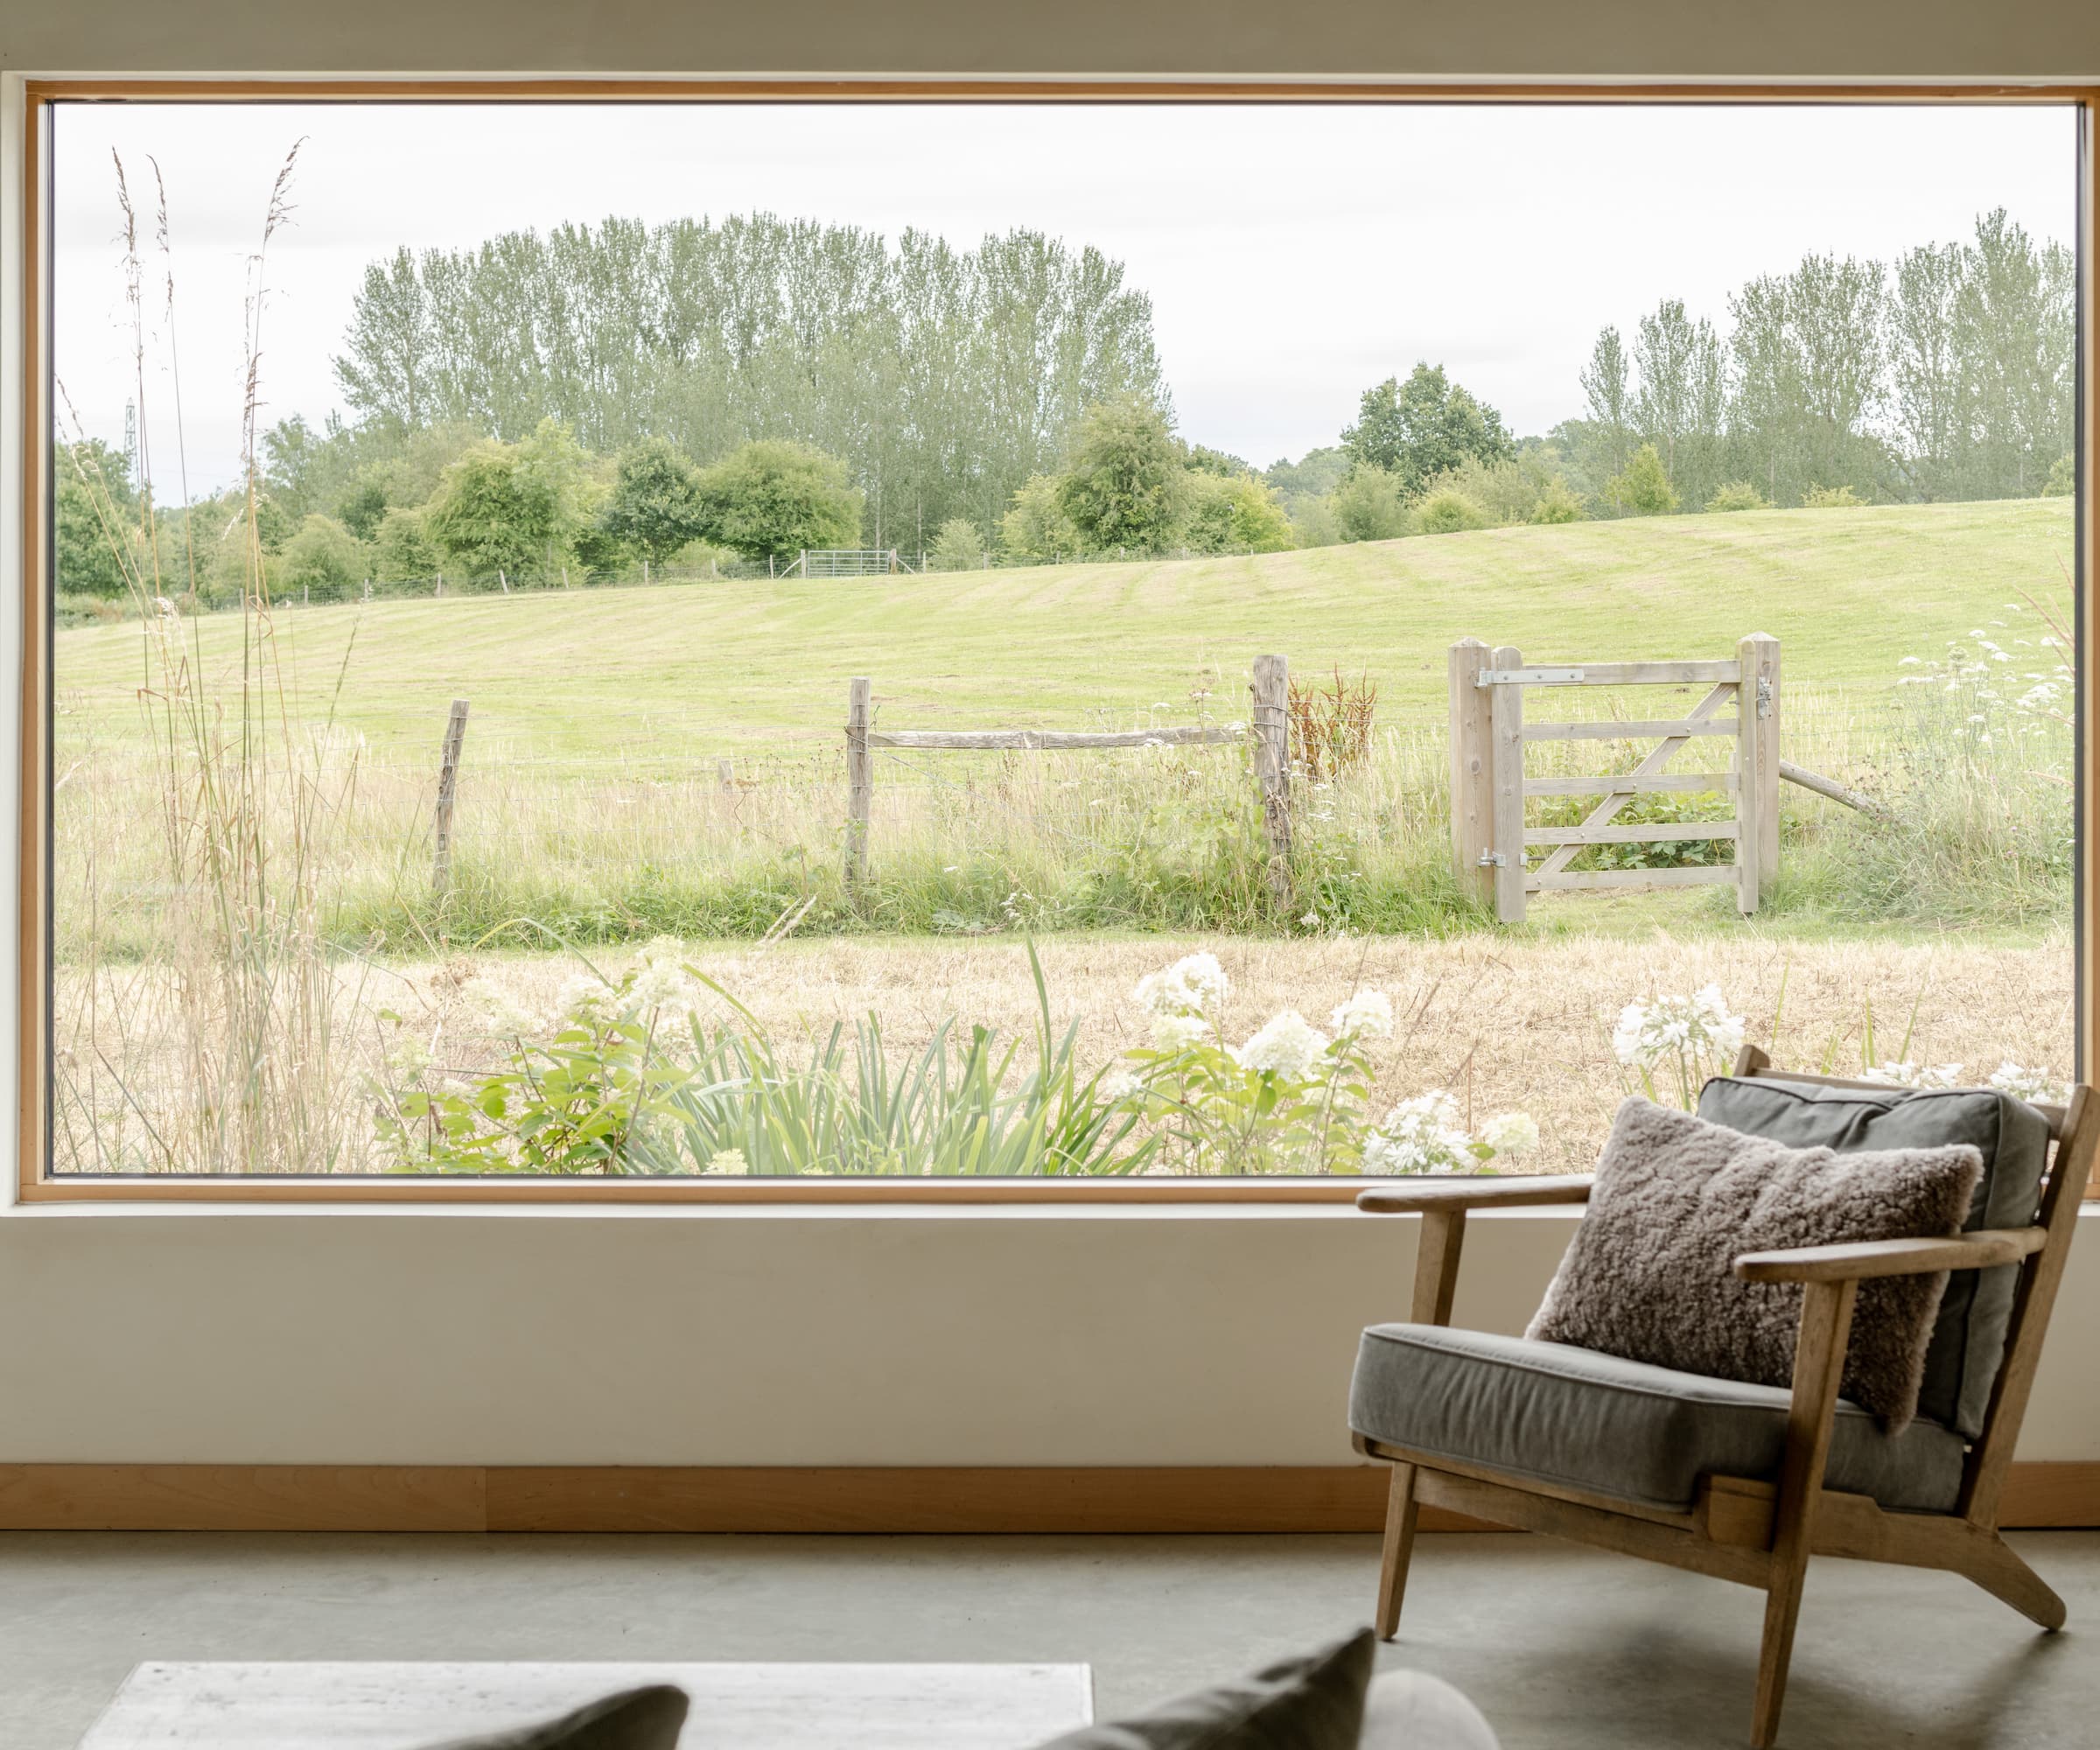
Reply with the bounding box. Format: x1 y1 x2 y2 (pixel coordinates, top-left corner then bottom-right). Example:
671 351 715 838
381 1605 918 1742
1349 1049 2094 1748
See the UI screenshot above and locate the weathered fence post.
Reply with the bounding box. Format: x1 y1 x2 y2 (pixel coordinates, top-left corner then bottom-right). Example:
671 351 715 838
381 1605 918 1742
1489 645 1527 923
1733 634 1777 915
1250 654 1292 902
1742 632 1782 881
1447 638 1494 903
431 698 470 896
498 569 510 595
844 676 873 887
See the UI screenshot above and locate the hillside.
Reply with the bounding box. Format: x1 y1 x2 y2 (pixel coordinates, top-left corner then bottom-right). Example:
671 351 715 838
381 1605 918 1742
56 499 2073 774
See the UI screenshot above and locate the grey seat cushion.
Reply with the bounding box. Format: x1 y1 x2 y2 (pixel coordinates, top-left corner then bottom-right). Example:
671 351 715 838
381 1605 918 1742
1697 1076 2050 1437
1350 1323 1968 1513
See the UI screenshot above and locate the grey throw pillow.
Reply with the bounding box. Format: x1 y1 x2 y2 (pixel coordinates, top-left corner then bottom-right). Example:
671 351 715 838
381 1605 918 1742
420 1685 689 1750
1032 1629 1375 1749
1529 1098 1982 1430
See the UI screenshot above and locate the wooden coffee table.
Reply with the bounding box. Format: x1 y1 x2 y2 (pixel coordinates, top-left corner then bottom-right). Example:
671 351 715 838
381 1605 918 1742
79 1661 1095 1747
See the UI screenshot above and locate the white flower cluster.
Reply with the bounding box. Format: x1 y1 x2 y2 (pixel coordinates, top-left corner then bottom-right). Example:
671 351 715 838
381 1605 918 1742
384 1026 436 1082
459 976 542 1040
555 939 697 1030
1362 1092 1539 1176
1231 1011 1331 1081
1098 1067 1144 1102
1988 1060 2066 1105
704 1148 750 1176
1329 990 1395 1041
1133 952 1228 1052
1860 1060 1966 1089
1611 985 1746 1072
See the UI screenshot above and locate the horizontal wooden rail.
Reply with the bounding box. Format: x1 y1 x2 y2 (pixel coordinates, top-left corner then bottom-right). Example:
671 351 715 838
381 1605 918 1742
1524 773 1739 796
1477 660 1741 688
868 725 1238 751
1523 821 1738 845
1530 865 1737 891
1524 719 1737 742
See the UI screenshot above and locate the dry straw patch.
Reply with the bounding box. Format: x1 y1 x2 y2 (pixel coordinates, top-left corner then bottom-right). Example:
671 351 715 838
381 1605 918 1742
399 930 2072 1176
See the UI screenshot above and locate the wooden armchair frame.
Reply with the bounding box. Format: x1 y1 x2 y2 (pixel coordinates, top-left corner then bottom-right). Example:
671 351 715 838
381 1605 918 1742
1353 1048 2096 1748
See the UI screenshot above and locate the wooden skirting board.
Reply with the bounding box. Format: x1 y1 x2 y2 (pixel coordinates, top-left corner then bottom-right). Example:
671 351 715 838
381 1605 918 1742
0 1463 2095 1535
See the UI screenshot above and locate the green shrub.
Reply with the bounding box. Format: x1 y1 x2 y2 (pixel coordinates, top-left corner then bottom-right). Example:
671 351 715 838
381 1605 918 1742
1802 483 1867 508
2041 453 2075 498
1000 472 1086 562
1331 466 1413 542
276 514 363 603
374 506 440 584
928 517 984 571
1180 471 1294 554
1529 477 1585 524
695 438 864 567
1415 488 1488 535
1602 444 1679 516
1705 480 1768 513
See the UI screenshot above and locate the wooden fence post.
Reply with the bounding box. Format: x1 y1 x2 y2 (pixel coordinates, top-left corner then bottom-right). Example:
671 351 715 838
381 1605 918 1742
431 698 470 897
1250 653 1292 902
1489 645 1527 923
844 676 873 887
1448 638 1494 903
1734 634 1776 915
1743 632 1782 881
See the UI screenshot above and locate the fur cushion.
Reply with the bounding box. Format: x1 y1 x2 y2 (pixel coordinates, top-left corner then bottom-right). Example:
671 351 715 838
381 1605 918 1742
1528 1098 1982 1431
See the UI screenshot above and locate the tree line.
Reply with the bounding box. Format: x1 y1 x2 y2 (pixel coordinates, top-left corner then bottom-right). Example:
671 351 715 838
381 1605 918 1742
1552 208 2075 514
54 206 2076 608
333 214 1166 551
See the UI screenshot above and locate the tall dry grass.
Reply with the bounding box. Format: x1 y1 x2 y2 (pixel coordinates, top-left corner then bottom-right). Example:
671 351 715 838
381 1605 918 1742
53 144 380 1174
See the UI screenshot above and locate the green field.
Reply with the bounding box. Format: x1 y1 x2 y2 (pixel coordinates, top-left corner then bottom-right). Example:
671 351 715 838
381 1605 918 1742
58 498 2076 769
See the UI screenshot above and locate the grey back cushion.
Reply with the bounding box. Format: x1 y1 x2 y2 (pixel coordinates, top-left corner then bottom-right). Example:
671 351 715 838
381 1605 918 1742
1697 1076 2050 1437
1032 1629 1375 1749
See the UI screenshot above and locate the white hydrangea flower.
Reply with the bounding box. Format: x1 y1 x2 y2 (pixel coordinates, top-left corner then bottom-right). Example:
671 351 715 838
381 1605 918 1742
1612 984 1746 1071
383 1028 435 1082
556 973 611 1023
1478 1111 1540 1158
1329 990 1395 1041
1151 1011 1212 1053
1988 1061 2065 1104
1860 1061 1965 1090
1098 1067 1143 1102
1231 1011 1331 1081
1132 951 1229 1018
704 1148 750 1176
1363 1091 1474 1175
459 976 541 1040
628 956 694 1013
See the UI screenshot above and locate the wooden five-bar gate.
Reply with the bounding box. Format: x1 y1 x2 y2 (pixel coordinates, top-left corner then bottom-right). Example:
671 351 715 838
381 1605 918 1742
1449 634 1782 923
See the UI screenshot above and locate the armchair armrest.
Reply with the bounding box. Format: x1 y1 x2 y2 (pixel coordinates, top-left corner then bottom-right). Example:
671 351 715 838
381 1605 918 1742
1733 1226 2047 1284
1358 1176 1592 1327
1356 1174 1593 1214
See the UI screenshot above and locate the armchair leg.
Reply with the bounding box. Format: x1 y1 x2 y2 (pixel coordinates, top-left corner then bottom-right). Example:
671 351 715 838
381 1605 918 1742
1375 1462 1421 1640
1961 1534 2066 1631
1750 1541 1811 1750
1750 1278 1857 1750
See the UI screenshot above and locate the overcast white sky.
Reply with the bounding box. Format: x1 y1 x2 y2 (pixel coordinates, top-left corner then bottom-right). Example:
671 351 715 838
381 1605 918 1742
53 102 2078 494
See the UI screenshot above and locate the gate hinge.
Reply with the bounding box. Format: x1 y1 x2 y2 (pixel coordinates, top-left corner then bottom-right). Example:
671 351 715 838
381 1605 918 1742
1478 850 1508 868
1756 676 1774 719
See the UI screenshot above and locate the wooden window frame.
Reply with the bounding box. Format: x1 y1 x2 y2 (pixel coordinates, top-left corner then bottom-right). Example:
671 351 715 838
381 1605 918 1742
13 79 2099 1205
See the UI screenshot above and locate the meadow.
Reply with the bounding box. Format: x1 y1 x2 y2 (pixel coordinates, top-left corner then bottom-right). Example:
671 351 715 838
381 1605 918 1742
50 500 2079 1175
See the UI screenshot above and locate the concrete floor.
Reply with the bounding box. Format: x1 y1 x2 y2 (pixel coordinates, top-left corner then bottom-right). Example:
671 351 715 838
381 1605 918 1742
5 1530 2096 1749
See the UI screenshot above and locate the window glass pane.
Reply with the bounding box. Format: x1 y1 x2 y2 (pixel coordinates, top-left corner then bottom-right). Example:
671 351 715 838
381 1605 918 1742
47 102 2082 1179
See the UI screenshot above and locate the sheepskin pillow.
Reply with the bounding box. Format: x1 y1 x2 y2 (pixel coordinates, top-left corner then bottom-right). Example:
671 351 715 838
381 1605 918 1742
1528 1098 1982 1430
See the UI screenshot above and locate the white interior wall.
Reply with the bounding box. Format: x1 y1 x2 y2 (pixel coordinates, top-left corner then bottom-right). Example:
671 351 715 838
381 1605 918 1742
1 4 2095 1471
